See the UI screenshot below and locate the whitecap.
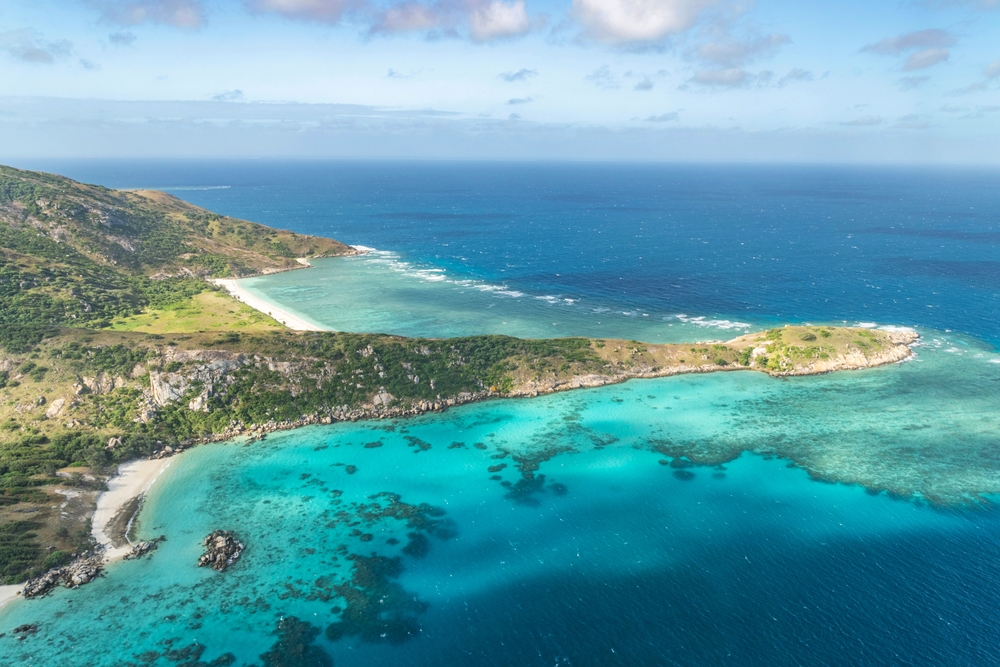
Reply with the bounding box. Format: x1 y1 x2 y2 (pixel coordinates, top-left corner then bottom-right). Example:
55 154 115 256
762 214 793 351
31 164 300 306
161 185 231 191
675 314 752 330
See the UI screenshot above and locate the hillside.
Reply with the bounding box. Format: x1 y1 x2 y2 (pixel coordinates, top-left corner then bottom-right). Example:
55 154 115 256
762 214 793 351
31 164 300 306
0 165 355 349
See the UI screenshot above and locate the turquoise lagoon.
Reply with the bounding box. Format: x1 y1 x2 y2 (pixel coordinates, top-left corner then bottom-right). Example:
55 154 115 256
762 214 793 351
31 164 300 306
238 251 764 343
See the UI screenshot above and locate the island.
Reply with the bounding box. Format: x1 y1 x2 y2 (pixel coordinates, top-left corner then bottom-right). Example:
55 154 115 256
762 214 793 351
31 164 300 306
0 165 916 593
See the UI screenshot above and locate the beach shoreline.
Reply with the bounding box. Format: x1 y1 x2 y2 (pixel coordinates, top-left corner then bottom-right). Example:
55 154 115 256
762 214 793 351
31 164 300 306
213 278 326 332
91 458 175 563
0 585 20 611
0 458 174 613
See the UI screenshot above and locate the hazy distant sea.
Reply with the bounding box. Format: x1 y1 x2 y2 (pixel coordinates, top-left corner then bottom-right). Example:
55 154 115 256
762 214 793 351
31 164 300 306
2 161 1000 666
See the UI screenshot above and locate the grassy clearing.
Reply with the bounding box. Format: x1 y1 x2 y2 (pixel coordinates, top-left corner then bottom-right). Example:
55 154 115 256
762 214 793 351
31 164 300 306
110 290 284 334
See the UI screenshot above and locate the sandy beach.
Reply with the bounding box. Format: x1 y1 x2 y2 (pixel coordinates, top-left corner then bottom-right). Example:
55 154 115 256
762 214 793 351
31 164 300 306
0 458 174 612
213 278 326 331
91 458 174 562
0 584 21 611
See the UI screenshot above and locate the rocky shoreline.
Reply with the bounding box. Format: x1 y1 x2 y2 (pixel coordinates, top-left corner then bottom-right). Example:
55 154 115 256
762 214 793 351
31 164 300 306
145 329 919 456
21 553 104 599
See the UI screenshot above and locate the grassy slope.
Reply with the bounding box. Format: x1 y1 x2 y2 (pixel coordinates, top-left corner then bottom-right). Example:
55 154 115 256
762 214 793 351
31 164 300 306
110 290 284 334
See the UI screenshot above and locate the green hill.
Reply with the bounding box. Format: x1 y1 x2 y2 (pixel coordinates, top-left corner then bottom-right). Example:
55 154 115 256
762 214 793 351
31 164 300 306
0 165 354 349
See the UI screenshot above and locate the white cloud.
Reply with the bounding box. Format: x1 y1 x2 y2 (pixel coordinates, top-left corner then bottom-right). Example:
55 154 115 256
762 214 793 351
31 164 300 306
862 29 955 55
213 89 245 102
574 0 716 44
897 75 930 90
985 58 1000 79
778 68 812 86
894 113 930 129
507 96 533 104
387 68 416 78
367 0 535 42
634 76 654 90
370 2 441 33
0 29 72 64
469 0 531 41
93 0 206 28
903 47 949 71
585 64 620 89
690 67 751 87
108 31 137 46
694 33 790 68
841 115 884 126
245 0 350 23
499 68 537 81
645 111 679 121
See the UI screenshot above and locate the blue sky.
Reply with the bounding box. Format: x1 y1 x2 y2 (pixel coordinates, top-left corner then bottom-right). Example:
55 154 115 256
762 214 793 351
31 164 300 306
0 0 998 162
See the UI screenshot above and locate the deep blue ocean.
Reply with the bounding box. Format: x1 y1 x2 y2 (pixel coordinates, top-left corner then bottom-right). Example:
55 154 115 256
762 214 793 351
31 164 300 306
2 161 999 667
20 160 1000 344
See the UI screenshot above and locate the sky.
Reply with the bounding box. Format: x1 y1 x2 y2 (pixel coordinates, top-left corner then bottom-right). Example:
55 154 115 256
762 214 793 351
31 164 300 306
0 0 998 162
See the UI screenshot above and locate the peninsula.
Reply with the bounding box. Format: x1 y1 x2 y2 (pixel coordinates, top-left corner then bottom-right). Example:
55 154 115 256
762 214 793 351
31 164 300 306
0 165 916 588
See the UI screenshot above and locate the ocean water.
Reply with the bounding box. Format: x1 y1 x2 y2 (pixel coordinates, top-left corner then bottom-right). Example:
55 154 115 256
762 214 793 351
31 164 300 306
17 160 1000 344
2 161 1000 666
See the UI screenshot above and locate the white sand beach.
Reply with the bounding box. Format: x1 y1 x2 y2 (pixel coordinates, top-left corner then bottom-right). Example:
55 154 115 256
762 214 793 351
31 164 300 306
213 278 325 331
0 458 173 612
0 584 21 611
92 458 174 563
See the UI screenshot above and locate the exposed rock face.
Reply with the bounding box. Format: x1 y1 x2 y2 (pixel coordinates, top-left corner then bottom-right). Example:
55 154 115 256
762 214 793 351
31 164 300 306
45 397 67 418
372 388 395 407
80 373 127 395
21 555 104 599
149 350 248 408
197 530 244 572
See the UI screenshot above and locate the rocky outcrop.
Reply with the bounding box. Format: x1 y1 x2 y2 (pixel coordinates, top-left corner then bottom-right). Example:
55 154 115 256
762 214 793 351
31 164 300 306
143 348 325 418
149 355 246 407
123 535 166 561
767 329 919 377
13 623 39 638
508 330 919 397
45 397 66 418
79 373 127 395
197 530 244 571
21 554 104 599
372 388 395 407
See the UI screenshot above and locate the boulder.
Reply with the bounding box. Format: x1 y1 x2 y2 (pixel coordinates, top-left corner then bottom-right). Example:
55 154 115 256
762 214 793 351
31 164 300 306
197 530 244 572
44 397 66 418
